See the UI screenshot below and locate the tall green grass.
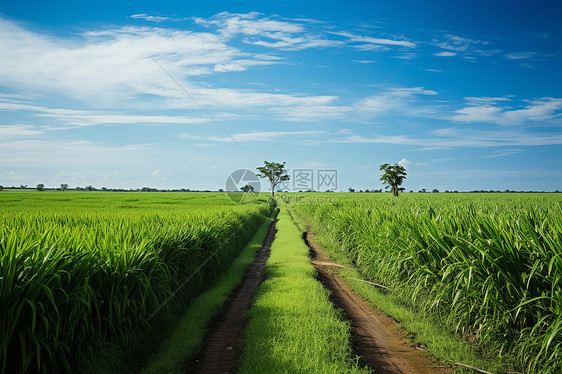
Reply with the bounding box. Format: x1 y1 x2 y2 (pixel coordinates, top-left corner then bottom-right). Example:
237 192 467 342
141 217 273 374
0 191 270 373
289 193 562 373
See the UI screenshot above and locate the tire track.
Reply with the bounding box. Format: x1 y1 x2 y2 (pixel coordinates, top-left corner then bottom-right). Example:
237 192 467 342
304 230 452 374
185 215 278 373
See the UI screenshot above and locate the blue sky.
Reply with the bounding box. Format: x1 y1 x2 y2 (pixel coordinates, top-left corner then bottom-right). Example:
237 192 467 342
0 0 561 191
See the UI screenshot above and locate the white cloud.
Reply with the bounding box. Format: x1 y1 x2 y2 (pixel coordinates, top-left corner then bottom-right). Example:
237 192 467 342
0 138 153 169
452 97 562 125
180 130 324 142
0 17 281 107
433 34 488 52
398 158 411 166
129 14 170 22
334 129 562 149
0 124 44 138
152 169 172 180
0 16 354 122
195 11 304 36
354 87 439 119
434 51 457 57
214 63 246 72
431 34 498 59
485 149 521 158
464 97 511 105
0 99 214 127
196 12 343 51
389 87 437 96
520 63 535 69
506 52 536 60
331 31 416 49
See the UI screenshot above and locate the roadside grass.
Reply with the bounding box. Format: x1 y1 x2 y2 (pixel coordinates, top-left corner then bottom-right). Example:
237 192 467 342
79 216 273 374
238 208 369 374
141 217 274 374
290 209 499 373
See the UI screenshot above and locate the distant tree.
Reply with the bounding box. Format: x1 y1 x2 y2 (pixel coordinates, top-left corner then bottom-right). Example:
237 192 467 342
218 188 224 193
432 189 440 193
379 163 407 197
0 185 3 191
240 184 255 193
36 184 45 191
256 161 290 199
420 188 427 193
348 187 356 193
61 183 68 191
85 185 94 191
410 190 414 193
365 189 370 193
20 184 27 189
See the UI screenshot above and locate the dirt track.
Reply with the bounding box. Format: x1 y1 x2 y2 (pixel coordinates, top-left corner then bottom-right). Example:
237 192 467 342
304 230 452 374
186 217 277 373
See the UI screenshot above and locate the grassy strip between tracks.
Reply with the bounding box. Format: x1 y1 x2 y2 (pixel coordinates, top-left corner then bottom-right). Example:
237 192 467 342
238 207 369 374
289 207 499 374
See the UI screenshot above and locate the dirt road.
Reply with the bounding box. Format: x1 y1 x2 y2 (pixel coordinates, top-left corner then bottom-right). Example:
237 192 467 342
304 230 452 374
186 217 277 374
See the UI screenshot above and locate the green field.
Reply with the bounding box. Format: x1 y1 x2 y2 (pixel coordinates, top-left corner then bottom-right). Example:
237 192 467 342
288 192 562 373
0 191 271 373
1 191 561 373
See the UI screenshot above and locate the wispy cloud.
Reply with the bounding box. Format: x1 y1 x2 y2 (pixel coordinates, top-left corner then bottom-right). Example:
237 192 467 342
331 31 416 49
0 138 153 169
334 128 562 149
431 34 501 60
0 124 44 138
452 97 562 125
0 98 213 127
433 34 488 52
505 51 537 60
129 14 170 22
434 51 457 57
180 130 325 142
195 12 343 51
485 149 521 158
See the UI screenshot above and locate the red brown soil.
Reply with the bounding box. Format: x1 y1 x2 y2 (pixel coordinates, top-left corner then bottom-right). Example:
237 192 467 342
185 217 277 374
304 230 452 374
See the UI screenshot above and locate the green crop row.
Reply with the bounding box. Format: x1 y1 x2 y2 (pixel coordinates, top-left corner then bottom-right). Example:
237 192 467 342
0 191 271 373
289 193 562 373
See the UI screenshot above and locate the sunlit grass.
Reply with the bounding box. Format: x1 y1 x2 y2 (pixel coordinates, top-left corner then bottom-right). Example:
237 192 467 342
0 191 270 373
239 208 369 374
141 218 273 374
289 192 562 373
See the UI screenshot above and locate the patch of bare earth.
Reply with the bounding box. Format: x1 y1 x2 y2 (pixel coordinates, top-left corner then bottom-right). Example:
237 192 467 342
184 217 277 374
304 230 452 374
